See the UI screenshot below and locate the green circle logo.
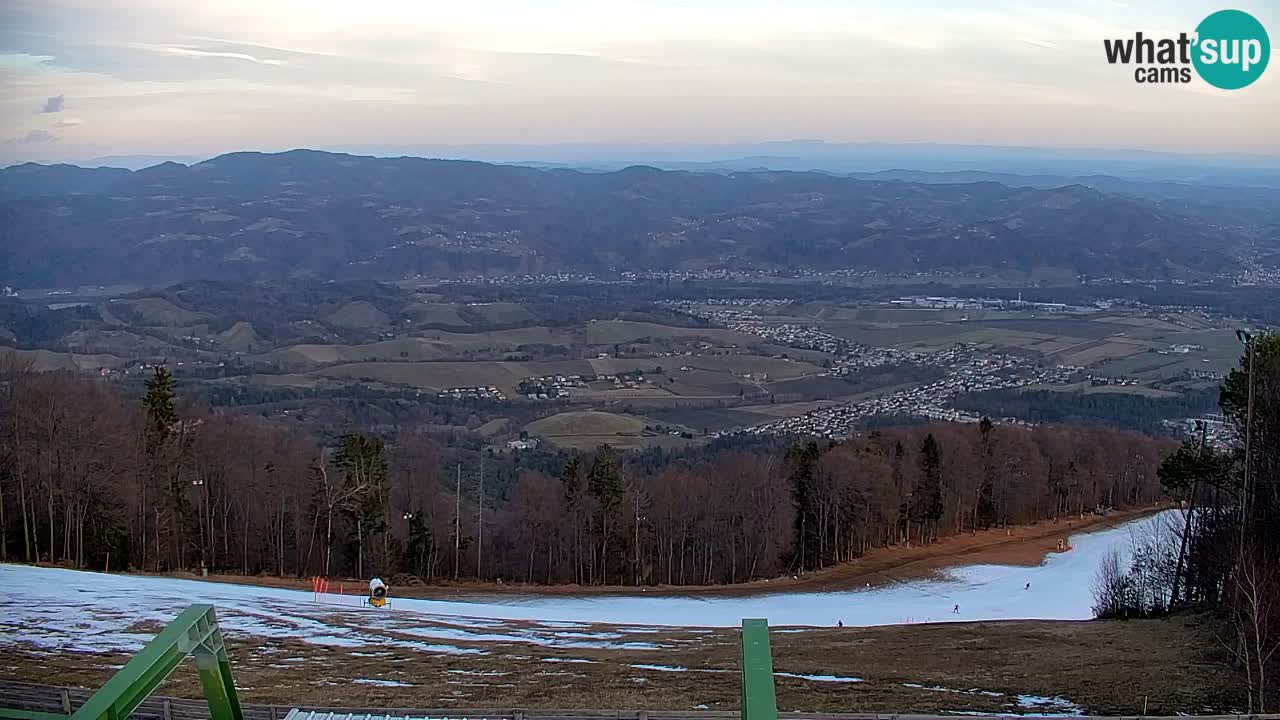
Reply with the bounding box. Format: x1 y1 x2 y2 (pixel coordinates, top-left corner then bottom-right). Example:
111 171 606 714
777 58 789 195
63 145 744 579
1192 9 1270 89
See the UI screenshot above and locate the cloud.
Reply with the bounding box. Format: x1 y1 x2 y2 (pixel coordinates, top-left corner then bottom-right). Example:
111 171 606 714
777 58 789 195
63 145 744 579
40 94 65 113
6 129 57 144
1020 37 1058 49
135 43 285 66
54 118 83 128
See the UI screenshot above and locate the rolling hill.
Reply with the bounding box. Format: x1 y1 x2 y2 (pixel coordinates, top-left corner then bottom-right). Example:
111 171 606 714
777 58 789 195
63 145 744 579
0 150 1252 287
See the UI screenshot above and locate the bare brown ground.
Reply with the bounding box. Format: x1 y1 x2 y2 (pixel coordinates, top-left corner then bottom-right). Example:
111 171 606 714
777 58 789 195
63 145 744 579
149 505 1165 599
0 615 1241 714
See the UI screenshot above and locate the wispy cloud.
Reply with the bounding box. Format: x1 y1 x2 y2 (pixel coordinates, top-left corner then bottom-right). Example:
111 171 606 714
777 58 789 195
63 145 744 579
123 42 285 66
40 94 64 112
1 0 1276 160
7 129 57 144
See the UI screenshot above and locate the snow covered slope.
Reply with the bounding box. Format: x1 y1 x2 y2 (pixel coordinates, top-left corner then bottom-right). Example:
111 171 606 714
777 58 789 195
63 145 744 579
0 511 1173 655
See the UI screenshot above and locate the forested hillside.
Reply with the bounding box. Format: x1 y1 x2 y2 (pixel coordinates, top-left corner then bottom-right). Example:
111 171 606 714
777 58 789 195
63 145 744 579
1 150 1246 287
0 352 1171 586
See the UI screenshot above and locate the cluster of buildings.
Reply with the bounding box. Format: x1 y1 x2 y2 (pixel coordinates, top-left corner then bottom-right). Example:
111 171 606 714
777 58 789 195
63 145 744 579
720 346 1080 439
1162 414 1239 450
435 386 507 401
729 321 847 354
516 372 654 400
517 374 586 399
889 295 1087 313
434 272 604 286
660 301 850 354
831 344 924 372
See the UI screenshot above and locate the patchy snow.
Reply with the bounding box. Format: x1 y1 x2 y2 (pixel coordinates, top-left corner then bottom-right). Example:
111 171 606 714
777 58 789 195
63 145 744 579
904 682 1004 697
0 512 1167 657
1017 695 1084 715
776 671 863 683
352 678 413 687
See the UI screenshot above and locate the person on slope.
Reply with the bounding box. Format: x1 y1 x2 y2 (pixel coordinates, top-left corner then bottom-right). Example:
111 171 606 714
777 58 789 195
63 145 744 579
952 603 960 614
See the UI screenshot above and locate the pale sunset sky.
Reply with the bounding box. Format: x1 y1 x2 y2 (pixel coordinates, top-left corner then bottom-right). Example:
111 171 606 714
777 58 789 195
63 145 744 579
1 0 1277 164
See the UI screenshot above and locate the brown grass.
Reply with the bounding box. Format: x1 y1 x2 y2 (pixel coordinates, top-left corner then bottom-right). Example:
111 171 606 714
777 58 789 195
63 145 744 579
526 411 648 438
0 616 1240 713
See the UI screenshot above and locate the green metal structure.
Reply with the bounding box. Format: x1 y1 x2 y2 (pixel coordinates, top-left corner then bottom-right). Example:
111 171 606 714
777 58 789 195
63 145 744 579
0 604 242 720
739 618 778 720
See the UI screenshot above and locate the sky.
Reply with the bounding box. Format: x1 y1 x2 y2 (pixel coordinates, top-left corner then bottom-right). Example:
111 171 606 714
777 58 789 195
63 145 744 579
1 0 1277 165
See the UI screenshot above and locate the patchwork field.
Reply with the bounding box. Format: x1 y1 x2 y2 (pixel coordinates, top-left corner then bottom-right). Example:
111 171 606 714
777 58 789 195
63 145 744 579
582 320 760 346
315 360 594 394
816 312 1238 377
461 302 537 325
401 302 471 327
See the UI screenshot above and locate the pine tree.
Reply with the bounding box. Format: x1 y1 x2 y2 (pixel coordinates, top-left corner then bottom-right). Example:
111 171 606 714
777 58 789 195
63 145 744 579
142 366 177 453
141 366 186 569
787 441 820 571
587 446 624 583
976 418 997 529
333 432 387 578
560 457 584 583
917 433 944 543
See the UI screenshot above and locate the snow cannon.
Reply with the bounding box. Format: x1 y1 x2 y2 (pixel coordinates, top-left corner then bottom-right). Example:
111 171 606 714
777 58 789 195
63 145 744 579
368 578 388 608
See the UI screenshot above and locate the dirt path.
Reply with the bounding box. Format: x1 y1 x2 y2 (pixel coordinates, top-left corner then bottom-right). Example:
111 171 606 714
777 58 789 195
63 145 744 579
149 505 1165 599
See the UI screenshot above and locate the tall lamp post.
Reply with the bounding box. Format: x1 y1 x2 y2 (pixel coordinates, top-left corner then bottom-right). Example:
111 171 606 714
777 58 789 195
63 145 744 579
1235 329 1255 542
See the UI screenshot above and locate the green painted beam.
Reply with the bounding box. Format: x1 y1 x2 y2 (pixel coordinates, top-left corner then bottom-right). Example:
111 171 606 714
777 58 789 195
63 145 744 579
69 605 242 720
740 618 778 720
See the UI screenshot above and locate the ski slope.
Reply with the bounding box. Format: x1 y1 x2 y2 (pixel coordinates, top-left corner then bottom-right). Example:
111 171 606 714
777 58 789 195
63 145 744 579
0 511 1173 656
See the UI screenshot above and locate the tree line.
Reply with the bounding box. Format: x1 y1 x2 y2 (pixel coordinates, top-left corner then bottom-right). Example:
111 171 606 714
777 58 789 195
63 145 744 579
1 351 1170 587
1138 331 1279 712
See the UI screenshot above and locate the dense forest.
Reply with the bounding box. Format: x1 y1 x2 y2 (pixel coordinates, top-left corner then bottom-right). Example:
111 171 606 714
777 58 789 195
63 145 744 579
955 386 1219 434
0 351 1171 587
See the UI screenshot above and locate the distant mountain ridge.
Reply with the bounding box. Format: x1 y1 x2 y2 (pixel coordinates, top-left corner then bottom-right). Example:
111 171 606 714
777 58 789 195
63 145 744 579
0 149 1255 287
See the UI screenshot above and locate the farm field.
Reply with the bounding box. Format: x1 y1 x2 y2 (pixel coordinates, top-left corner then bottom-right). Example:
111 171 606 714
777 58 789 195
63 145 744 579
582 320 760 347
526 410 649 438
816 312 1238 375
315 360 596 394
525 410 697 450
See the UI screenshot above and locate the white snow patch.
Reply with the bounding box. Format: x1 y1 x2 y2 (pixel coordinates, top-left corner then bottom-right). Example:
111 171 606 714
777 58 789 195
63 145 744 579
1017 695 1083 715
776 671 863 683
353 678 413 687
904 682 1004 697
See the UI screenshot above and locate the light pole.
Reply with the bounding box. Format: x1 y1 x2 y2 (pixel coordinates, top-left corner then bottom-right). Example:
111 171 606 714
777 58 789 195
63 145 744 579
1235 329 1255 544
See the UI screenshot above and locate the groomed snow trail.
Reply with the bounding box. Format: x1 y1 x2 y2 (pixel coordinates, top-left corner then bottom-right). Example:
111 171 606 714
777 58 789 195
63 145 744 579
0 511 1173 655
